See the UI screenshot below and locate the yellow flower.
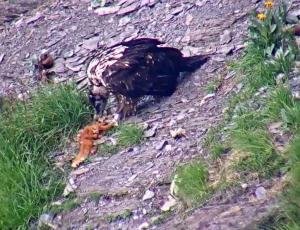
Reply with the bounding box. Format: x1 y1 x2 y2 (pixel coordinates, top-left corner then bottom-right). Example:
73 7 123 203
257 13 267 20
264 1 274 8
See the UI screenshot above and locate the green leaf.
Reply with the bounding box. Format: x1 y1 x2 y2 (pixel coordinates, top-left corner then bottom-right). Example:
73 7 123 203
271 24 277 33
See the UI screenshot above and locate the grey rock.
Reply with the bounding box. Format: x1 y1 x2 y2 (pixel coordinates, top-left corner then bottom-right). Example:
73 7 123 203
95 6 120 16
195 0 207 7
38 213 56 229
144 126 157 138
156 140 168 151
51 58 66 73
218 45 235 55
138 222 150 230
286 14 299 24
118 0 136 6
82 36 99 50
142 189 155 201
25 12 44 24
255 186 267 200
185 14 193 25
148 0 158 7
220 30 232 44
119 16 131 27
171 6 184 15
224 71 236 80
63 50 74 59
90 0 101 9
65 63 82 72
117 3 140 16
165 144 172 151
0 53 4 63
286 11 300 24
70 25 78 31
45 36 64 47
275 73 285 85
292 91 300 99
141 0 151 7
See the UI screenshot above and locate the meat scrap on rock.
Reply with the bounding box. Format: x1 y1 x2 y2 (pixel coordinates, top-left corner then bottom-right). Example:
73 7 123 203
71 116 118 168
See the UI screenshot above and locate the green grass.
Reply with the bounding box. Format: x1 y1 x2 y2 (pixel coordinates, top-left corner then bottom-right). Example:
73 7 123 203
210 144 227 159
117 123 143 147
227 96 284 177
204 77 222 94
88 192 102 205
173 161 210 206
267 86 294 119
99 123 143 155
0 84 93 229
150 211 172 226
267 86 300 131
104 209 133 223
231 129 284 177
280 135 300 229
201 2 300 228
231 44 276 90
220 0 298 178
257 210 289 230
50 198 81 214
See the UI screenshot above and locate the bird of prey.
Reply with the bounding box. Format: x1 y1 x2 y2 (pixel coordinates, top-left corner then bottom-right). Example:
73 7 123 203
76 38 209 120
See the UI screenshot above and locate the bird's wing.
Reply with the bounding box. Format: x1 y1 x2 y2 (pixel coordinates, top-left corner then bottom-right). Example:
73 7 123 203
109 38 163 49
103 47 182 97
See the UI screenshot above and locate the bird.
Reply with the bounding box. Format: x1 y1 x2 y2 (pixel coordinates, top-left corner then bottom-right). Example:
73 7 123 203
76 38 209 120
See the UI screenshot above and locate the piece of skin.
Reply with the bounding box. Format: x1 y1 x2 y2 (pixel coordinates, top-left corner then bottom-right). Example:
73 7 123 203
71 121 117 168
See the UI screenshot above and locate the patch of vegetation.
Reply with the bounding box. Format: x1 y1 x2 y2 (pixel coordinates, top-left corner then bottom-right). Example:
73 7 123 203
210 144 227 159
150 211 172 226
256 210 289 230
202 121 229 158
231 129 284 177
173 161 210 206
104 209 133 223
203 2 300 228
219 1 297 178
99 123 143 155
0 84 93 229
268 87 300 131
227 95 285 177
88 192 102 205
280 135 300 229
51 198 81 214
231 2 297 91
204 76 223 93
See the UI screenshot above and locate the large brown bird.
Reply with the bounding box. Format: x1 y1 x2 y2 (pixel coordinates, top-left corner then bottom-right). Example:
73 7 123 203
77 38 209 119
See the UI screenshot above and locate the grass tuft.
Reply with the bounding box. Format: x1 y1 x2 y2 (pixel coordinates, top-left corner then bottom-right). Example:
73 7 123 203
0 84 93 229
173 161 209 206
203 2 300 228
280 135 300 228
99 123 143 155
230 129 284 177
50 198 81 214
88 192 102 205
204 76 222 94
104 209 133 223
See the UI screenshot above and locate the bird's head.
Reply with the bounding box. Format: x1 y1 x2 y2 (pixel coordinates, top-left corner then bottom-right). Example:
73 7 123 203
89 85 109 118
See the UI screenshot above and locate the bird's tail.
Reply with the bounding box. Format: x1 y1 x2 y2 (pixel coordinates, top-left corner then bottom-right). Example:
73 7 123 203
182 54 210 72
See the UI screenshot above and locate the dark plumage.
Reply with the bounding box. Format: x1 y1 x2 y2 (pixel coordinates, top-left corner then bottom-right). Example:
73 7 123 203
77 38 209 119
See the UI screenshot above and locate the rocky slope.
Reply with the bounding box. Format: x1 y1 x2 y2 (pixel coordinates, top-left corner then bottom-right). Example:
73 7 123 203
1 0 300 229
